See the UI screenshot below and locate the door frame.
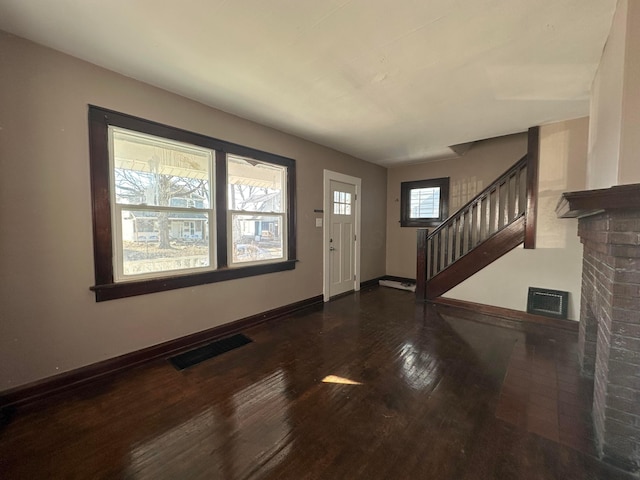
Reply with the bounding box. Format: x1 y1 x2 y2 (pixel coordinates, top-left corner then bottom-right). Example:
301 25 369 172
323 170 362 302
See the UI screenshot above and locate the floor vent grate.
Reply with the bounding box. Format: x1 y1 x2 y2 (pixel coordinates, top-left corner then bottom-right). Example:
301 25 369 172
169 334 252 370
527 287 568 319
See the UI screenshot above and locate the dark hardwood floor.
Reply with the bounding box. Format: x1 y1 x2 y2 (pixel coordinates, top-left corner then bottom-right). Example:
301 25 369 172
0 287 634 479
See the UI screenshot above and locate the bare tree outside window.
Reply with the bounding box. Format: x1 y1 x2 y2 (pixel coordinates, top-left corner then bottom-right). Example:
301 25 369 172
115 151 210 249
111 128 214 278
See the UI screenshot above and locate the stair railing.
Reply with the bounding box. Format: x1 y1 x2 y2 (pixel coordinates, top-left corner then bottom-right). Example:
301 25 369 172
416 155 528 299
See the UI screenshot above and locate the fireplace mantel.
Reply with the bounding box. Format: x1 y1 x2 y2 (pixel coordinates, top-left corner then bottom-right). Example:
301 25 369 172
556 183 640 218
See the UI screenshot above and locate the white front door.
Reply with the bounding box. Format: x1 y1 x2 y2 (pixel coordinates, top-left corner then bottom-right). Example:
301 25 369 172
329 179 357 297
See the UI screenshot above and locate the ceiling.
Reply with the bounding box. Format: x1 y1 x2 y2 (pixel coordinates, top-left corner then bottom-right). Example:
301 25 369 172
0 0 617 166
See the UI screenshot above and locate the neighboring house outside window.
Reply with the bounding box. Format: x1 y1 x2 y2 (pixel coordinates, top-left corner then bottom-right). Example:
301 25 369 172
400 177 450 227
111 126 215 280
227 154 287 265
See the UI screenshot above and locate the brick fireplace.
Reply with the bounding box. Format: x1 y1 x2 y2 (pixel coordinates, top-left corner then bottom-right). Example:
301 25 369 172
558 184 640 472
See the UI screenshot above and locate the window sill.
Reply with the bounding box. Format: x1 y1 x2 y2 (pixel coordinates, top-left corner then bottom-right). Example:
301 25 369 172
90 260 298 302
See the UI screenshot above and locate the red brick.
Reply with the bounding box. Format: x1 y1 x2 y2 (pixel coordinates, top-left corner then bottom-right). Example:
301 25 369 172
611 335 640 353
615 270 640 284
607 384 640 403
612 283 640 297
607 360 640 390
607 395 640 417
612 294 640 310
608 359 640 377
610 321 640 339
602 433 640 470
604 418 640 438
611 218 640 232
609 347 640 366
612 308 640 324
605 407 640 429
609 232 640 245
613 256 640 270
610 211 640 220
610 245 640 258
577 209 640 465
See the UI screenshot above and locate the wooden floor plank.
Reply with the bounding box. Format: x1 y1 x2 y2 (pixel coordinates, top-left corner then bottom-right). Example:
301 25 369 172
0 287 634 479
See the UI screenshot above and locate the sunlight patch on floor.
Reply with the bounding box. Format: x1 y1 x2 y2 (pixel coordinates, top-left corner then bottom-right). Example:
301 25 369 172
322 375 363 385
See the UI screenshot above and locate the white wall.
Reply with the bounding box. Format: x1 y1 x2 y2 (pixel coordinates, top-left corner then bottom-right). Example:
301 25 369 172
588 0 640 188
587 0 626 189
619 0 640 184
0 33 387 390
444 118 589 320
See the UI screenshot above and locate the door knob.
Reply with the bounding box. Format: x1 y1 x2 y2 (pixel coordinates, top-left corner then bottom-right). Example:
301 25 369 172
330 247 336 251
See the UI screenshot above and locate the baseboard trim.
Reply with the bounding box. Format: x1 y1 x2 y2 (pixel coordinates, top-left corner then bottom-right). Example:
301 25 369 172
430 297 578 333
360 276 385 289
0 295 324 410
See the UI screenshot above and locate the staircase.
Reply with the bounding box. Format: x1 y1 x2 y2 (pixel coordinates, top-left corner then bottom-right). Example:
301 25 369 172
416 127 539 301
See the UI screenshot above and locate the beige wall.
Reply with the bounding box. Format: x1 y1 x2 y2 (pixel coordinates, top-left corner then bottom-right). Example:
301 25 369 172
619 0 640 184
588 0 640 188
444 118 589 320
587 0 625 188
0 33 387 390
385 134 527 279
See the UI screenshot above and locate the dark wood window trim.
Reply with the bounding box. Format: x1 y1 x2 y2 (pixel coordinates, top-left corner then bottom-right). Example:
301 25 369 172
400 177 450 227
88 105 297 301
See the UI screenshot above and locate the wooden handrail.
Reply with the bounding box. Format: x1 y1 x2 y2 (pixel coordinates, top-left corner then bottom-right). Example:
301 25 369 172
426 154 527 240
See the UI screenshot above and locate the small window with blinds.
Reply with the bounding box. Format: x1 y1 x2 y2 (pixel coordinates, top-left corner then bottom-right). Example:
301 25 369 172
400 177 449 227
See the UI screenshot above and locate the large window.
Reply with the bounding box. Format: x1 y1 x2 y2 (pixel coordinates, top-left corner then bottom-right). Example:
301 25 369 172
227 155 286 265
89 106 296 301
400 177 449 227
111 127 215 281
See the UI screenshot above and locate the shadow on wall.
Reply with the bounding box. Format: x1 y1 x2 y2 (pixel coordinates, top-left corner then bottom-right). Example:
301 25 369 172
537 119 587 249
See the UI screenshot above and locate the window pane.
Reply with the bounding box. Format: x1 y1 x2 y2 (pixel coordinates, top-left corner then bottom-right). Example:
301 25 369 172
409 187 440 219
120 209 210 277
231 214 283 263
332 190 353 216
112 128 212 208
228 155 285 213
